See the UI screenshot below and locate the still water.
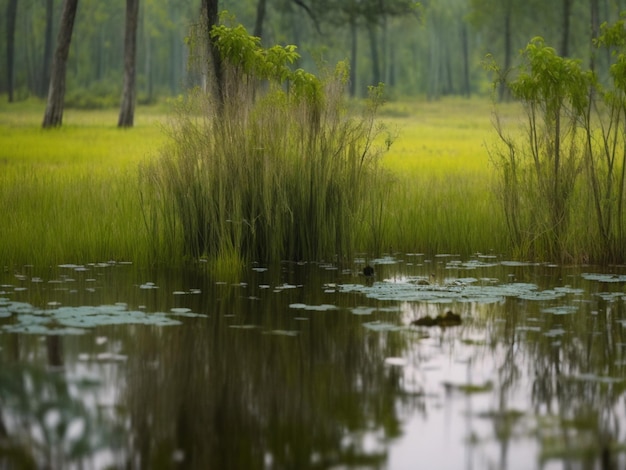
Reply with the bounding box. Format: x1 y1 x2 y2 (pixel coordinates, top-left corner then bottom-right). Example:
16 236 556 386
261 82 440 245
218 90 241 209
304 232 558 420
1 254 626 469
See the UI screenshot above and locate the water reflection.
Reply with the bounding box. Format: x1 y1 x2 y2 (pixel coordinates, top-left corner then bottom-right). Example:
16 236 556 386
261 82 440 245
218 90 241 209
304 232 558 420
1 258 626 468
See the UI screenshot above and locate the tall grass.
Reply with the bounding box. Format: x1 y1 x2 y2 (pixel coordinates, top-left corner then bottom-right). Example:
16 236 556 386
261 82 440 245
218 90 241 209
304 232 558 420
380 98 509 257
1 90 547 269
0 104 166 267
0 96 515 269
142 25 391 265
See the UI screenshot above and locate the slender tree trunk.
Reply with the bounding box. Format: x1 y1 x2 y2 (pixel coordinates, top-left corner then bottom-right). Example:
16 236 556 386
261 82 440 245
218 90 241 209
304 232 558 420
6 0 18 102
253 0 266 38
590 0 600 72
40 0 54 98
427 15 440 100
204 0 223 105
349 18 357 97
560 0 572 57
461 22 470 97
499 2 512 101
118 0 140 128
42 0 79 128
367 22 380 87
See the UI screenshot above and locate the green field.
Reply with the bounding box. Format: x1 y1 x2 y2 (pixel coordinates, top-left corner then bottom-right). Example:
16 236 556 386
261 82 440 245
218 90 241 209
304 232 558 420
0 96 511 268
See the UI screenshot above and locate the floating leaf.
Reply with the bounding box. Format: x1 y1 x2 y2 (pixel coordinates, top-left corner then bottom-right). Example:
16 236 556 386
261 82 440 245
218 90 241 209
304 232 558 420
351 306 375 315
544 328 566 337
265 329 298 336
289 303 337 311
363 321 403 332
541 306 578 315
582 273 626 283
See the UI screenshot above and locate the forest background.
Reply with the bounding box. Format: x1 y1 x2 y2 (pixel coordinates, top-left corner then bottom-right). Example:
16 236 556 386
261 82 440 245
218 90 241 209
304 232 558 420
3 0 624 106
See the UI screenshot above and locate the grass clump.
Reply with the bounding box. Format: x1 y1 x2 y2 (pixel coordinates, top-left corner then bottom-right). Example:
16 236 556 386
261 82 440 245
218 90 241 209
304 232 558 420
143 24 391 264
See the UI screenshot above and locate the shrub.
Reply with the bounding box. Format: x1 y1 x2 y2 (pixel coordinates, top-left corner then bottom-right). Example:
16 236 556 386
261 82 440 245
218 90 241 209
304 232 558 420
489 18 626 263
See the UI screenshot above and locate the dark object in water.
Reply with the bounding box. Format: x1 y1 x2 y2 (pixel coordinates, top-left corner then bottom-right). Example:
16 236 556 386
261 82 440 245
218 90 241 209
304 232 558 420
363 265 374 277
411 310 462 328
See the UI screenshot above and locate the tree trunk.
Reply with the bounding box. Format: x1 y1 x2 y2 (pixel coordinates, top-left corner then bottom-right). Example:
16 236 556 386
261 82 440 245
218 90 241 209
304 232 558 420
118 0 140 128
42 0 79 128
253 0 266 38
461 22 470 97
204 0 223 105
349 18 357 97
589 0 599 72
6 0 18 102
559 0 572 57
499 2 512 101
41 0 54 98
367 22 380 87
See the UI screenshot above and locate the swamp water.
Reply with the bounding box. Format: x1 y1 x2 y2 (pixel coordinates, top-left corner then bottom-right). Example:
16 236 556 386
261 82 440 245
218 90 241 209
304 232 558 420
1 255 626 469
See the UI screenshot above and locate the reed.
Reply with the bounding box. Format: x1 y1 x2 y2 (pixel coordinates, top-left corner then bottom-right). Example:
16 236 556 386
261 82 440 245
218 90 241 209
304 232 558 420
0 96 516 269
143 25 391 265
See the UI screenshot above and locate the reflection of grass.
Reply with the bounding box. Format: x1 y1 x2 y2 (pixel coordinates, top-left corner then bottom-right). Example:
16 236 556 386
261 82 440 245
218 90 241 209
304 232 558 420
443 380 493 394
0 97 510 266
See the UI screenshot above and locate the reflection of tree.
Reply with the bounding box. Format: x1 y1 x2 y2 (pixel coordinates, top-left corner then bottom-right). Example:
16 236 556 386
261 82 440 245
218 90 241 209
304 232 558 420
476 282 626 467
122 270 416 468
0 362 123 468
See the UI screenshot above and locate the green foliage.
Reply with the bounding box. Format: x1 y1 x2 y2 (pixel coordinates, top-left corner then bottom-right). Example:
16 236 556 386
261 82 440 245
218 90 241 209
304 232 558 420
64 80 121 109
145 25 389 263
491 21 626 263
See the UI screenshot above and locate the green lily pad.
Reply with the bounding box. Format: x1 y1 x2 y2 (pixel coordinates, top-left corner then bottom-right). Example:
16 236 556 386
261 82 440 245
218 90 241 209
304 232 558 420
582 273 626 283
351 306 376 315
363 321 403 332
542 306 578 315
1 301 186 335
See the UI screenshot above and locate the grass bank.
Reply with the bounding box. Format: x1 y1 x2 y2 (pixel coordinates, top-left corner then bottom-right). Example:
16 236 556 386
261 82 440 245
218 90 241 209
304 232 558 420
0 100 168 266
0 96 508 268
375 98 511 257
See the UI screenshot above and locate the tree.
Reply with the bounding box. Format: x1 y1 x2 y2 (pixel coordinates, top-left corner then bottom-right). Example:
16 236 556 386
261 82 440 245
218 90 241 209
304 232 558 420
559 0 572 56
203 0 224 104
40 0 55 98
42 0 79 128
295 0 418 96
253 0 267 38
6 0 18 102
118 0 140 127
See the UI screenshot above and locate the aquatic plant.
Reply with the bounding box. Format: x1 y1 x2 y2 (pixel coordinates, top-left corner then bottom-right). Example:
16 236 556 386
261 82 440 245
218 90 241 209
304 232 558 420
143 24 391 264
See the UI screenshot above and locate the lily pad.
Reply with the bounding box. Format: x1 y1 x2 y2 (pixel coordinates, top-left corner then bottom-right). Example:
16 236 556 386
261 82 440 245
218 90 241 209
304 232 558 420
1 301 186 335
351 306 376 315
265 329 299 337
582 273 626 283
363 321 403 332
289 303 337 311
541 306 578 315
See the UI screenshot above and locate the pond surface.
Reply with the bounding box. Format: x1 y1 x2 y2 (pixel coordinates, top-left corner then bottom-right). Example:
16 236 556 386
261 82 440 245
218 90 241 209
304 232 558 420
1 255 626 469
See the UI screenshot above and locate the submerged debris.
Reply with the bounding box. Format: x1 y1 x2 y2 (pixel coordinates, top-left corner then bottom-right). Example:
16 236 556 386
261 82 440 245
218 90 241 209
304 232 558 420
411 310 462 328
363 265 375 277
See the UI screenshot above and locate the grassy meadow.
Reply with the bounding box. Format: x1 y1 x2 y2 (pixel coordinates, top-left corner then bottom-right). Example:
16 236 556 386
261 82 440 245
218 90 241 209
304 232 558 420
0 96 511 269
